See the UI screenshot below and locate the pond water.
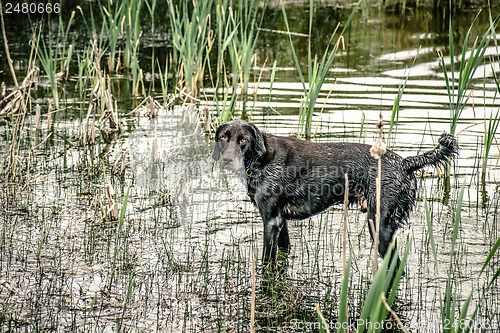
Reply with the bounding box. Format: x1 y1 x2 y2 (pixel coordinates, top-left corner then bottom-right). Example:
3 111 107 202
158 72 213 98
0 1 499 332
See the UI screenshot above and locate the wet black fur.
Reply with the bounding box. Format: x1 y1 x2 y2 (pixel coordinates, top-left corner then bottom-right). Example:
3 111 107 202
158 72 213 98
212 120 459 268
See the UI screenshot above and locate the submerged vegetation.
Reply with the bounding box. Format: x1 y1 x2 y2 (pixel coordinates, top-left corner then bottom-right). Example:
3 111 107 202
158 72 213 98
0 0 499 331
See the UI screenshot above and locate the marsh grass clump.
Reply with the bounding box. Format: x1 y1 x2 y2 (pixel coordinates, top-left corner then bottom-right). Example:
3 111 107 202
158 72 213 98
281 0 363 139
36 11 76 111
168 0 213 98
481 80 500 187
439 12 498 137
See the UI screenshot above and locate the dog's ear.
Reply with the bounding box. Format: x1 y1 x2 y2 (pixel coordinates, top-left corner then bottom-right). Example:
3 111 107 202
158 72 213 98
247 122 266 157
212 123 228 161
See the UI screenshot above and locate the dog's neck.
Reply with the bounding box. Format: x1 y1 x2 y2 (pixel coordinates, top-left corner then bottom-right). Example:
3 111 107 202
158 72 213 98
244 136 275 183
243 157 261 179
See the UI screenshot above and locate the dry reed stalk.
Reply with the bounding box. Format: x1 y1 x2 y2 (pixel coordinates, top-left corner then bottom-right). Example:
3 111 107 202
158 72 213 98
1 3 38 184
382 294 408 333
106 183 119 221
46 101 52 132
342 173 349 330
250 258 256 333
91 35 120 142
343 174 348 274
201 105 211 133
35 104 41 132
120 149 127 179
152 121 159 164
315 304 330 333
369 113 386 277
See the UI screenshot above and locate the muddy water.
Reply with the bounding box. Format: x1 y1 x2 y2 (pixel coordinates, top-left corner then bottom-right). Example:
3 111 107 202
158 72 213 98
0 1 499 332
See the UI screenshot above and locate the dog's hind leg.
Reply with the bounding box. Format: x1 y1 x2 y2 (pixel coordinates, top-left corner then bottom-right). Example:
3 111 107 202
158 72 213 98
367 211 402 272
378 221 401 269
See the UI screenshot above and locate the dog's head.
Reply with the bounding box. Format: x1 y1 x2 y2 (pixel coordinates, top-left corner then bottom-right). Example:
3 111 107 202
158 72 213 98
212 120 266 172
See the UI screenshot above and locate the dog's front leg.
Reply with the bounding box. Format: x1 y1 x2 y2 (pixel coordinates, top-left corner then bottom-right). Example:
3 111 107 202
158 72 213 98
255 194 284 268
278 220 290 253
262 213 285 267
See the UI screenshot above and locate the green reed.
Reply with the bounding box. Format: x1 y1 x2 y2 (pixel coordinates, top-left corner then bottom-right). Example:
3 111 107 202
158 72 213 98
144 0 157 32
281 0 363 139
337 250 351 333
268 60 277 106
441 181 465 333
37 11 75 110
213 0 237 86
421 180 500 333
336 239 410 333
209 0 238 124
168 0 213 97
227 0 266 115
58 12 75 78
481 31 500 184
424 197 438 272
387 48 419 148
98 0 125 72
157 57 170 106
482 108 500 181
214 83 238 125
124 0 144 96
37 38 60 110
439 12 497 136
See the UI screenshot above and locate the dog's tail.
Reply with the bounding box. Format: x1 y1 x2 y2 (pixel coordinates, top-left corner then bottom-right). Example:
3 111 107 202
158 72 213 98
402 133 459 173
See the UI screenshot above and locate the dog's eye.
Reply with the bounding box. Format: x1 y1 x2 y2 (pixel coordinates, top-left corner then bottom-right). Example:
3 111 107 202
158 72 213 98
240 138 248 144
220 135 228 142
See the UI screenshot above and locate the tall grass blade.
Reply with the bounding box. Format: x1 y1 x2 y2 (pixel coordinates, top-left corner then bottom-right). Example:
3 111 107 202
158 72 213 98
357 238 410 333
281 0 363 138
337 250 352 333
387 47 420 147
168 0 213 97
481 108 500 179
441 180 466 333
37 38 59 110
439 12 498 136
480 235 500 275
424 197 438 273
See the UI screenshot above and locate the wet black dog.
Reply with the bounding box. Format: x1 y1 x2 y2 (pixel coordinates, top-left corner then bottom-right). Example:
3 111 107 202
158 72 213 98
212 120 458 269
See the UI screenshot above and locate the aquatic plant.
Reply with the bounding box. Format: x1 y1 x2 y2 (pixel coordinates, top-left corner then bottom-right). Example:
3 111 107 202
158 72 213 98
168 0 213 97
157 57 170 106
208 0 238 124
98 0 125 72
37 11 75 110
37 38 60 110
387 49 419 148
227 0 266 116
208 0 266 123
439 13 498 137
281 0 363 139
123 0 144 96
482 108 500 182
214 80 237 125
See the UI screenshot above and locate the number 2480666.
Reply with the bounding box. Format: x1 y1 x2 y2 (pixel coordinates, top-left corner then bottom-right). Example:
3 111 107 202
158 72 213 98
5 2 60 15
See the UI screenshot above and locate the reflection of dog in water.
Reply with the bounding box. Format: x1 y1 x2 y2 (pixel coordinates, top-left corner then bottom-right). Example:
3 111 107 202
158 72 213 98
212 120 459 269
